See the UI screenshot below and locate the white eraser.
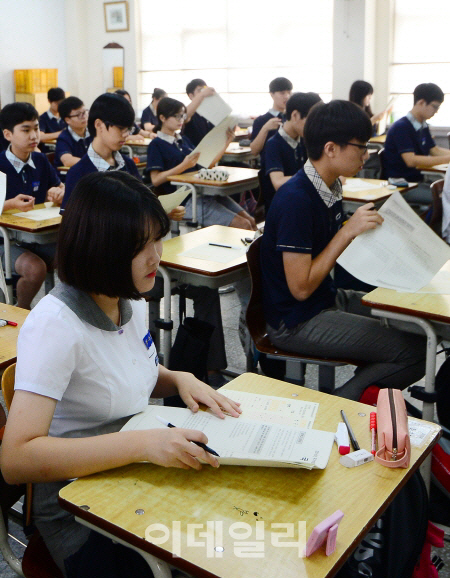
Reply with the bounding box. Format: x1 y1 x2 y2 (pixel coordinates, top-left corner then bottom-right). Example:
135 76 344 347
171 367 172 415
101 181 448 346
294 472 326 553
335 422 350 455
339 449 374 468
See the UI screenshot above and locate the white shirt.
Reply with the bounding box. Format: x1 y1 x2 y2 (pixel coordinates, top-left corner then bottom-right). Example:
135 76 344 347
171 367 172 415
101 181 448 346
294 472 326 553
15 290 159 438
442 165 450 243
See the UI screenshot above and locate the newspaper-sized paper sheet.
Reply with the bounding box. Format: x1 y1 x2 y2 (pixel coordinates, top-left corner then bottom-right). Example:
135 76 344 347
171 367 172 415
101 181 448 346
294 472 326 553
158 186 191 214
193 114 239 168
337 191 450 292
14 206 61 221
196 93 232 126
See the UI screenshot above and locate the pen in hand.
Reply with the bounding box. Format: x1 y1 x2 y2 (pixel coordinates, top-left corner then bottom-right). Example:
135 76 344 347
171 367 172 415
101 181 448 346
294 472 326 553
156 415 220 457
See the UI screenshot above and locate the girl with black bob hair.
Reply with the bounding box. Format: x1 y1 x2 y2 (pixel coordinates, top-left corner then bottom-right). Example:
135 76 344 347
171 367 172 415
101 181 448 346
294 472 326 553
349 80 391 127
1 171 241 578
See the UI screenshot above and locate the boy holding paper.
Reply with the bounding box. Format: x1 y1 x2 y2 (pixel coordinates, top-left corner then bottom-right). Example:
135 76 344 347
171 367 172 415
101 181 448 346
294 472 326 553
260 100 426 400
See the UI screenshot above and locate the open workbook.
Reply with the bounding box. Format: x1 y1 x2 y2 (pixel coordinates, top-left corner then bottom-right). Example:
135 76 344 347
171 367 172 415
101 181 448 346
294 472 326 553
121 394 335 470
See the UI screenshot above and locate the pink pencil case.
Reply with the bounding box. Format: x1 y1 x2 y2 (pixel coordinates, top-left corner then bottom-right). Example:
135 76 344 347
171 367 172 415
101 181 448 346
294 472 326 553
375 389 410 468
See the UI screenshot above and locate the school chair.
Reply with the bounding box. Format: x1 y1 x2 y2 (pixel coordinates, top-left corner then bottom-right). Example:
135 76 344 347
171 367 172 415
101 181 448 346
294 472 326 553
378 148 386 180
0 262 10 304
428 179 444 237
0 364 64 578
246 236 358 393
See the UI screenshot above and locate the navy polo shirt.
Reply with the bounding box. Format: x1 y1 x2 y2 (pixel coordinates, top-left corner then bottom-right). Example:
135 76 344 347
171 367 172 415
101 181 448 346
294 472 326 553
141 106 158 128
250 110 283 166
39 111 65 134
146 135 198 195
384 116 436 182
61 154 141 211
263 131 307 210
54 128 92 167
0 132 8 152
0 151 61 204
183 113 214 147
260 169 342 330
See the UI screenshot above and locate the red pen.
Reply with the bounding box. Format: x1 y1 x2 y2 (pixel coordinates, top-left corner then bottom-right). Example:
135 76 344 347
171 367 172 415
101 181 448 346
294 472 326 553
370 412 377 455
0 319 18 327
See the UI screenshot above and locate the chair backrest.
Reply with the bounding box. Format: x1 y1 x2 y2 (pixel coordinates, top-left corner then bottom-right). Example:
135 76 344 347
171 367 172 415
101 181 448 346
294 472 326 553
378 148 386 180
45 152 55 165
246 236 267 346
0 262 10 304
1 364 15 411
429 179 444 236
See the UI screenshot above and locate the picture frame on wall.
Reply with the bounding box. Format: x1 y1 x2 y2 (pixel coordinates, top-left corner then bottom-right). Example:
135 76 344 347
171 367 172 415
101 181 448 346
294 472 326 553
104 1 129 32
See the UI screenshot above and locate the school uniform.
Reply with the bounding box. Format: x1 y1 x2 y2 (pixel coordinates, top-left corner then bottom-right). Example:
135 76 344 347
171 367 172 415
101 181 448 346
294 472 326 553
0 132 8 152
54 127 92 167
263 126 307 211
260 159 426 401
140 104 158 128
183 112 214 147
442 164 450 243
250 109 283 166
61 145 141 212
39 110 65 134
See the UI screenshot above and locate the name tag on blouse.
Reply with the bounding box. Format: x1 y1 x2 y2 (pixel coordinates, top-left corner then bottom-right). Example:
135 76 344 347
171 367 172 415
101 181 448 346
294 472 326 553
143 331 153 349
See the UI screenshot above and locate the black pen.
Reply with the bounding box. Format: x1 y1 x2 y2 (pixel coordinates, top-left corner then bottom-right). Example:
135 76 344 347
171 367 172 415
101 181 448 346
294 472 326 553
209 243 232 249
156 416 220 457
340 410 360 451
241 238 248 246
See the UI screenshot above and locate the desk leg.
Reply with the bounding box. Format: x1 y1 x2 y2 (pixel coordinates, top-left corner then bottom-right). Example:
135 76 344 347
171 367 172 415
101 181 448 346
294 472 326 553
370 309 438 491
0 227 13 304
158 266 172 367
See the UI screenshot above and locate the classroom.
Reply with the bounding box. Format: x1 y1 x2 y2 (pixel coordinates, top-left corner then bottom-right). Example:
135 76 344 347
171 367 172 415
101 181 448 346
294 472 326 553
0 1 450 577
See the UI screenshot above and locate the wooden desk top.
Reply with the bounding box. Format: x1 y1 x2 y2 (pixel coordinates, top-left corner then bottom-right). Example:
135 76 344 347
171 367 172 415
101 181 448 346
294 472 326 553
59 373 440 578
161 225 250 276
224 144 252 155
124 138 151 147
343 178 418 203
170 166 259 187
0 304 28 369
0 203 62 232
369 134 386 144
418 163 448 174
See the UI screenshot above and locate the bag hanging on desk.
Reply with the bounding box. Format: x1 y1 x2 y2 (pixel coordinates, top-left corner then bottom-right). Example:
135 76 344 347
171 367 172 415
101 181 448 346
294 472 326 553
375 388 411 469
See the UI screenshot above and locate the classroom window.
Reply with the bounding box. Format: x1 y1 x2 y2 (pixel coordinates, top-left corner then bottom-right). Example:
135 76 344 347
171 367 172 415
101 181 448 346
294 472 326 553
390 0 450 126
138 0 333 118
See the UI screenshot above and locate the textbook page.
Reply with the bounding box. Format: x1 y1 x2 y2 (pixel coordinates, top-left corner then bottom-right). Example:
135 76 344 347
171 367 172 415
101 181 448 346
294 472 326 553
158 186 191 214
193 114 239 168
0 172 6 213
14 206 61 221
337 191 450 292
196 94 232 126
121 405 335 470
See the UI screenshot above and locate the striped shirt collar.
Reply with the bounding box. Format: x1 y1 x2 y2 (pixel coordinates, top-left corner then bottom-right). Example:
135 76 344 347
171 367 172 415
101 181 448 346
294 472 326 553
68 126 90 142
87 144 125 172
279 125 300 149
5 145 36 173
157 131 183 145
406 111 428 132
303 159 342 208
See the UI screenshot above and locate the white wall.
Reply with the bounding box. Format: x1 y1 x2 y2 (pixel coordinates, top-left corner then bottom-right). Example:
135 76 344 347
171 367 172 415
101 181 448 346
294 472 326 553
0 0 68 107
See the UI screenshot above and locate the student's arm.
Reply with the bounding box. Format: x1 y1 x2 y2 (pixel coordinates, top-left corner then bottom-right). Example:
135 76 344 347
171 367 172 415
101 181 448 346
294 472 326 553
186 87 216 122
150 153 200 188
40 131 63 143
143 122 155 132
208 128 235 168
283 203 383 301
270 172 292 190
371 111 386 125
401 151 450 168
139 128 152 138
125 133 146 143
60 153 81 167
3 195 35 212
249 117 282 156
430 145 450 157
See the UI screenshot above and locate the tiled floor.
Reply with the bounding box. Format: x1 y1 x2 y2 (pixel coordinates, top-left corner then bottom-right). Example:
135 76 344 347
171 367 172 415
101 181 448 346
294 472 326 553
1 286 450 577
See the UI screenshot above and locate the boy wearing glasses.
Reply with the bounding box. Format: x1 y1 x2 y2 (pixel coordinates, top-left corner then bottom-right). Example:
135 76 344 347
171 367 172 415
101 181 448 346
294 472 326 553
61 93 141 210
260 100 426 401
55 97 92 168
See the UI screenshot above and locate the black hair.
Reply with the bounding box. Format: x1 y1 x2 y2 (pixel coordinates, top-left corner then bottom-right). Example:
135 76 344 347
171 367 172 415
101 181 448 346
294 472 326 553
186 79 206 96
349 80 374 118
154 97 185 132
88 93 135 137
413 83 444 105
285 92 322 121
57 171 170 299
58 97 84 122
47 87 66 103
269 77 293 93
152 88 167 101
0 102 39 132
115 89 131 100
303 100 373 161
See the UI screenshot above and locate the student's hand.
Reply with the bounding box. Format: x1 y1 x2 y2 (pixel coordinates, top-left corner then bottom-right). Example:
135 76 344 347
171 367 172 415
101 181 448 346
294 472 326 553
200 86 216 99
141 427 219 470
225 127 235 147
8 195 35 212
175 373 242 419
371 111 385 124
345 203 384 239
167 205 185 221
180 152 200 171
126 134 146 143
140 130 152 138
264 116 282 132
47 186 64 205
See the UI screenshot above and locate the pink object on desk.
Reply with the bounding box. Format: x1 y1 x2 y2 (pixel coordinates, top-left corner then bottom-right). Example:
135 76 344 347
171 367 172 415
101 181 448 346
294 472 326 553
304 510 344 557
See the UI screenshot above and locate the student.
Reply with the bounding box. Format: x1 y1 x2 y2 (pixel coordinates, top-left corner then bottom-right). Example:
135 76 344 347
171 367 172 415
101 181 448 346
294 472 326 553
263 91 321 211
147 97 256 230
349 80 389 126
441 165 450 243
384 83 450 204
115 89 152 140
0 102 64 309
260 100 426 401
55 96 91 167
250 77 293 161
140 87 167 133
184 78 216 146
61 93 142 210
1 171 241 578
39 87 66 143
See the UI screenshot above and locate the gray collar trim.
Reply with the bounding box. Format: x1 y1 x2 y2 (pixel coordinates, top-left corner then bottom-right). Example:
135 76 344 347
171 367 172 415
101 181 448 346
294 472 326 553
50 283 132 331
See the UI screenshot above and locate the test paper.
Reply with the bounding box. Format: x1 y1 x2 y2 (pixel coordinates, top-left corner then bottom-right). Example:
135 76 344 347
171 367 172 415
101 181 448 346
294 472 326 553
180 242 246 264
158 186 191 214
337 191 450 292
193 114 239 168
342 179 386 193
14 206 62 221
196 93 232 126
